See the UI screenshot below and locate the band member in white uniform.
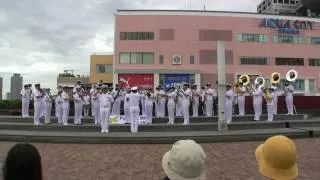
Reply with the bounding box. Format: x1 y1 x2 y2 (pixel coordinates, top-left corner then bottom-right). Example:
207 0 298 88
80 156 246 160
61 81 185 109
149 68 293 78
252 83 263 121
73 86 83 125
204 83 216 116
99 85 114 133
284 81 294 115
124 87 131 124
33 84 44 126
175 84 183 117
82 91 90 117
111 84 121 116
44 88 52 124
191 85 200 117
20 85 31 118
271 83 278 115
129 87 144 133
92 86 101 125
154 87 160 117
265 87 275 122
61 86 70 125
90 84 97 116
166 87 176 124
200 86 206 116
55 86 62 117
180 84 192 125
226 85 234 124
145 88 154 124
140 88 147 116
237 83 246 116
55 90 63 124
158 87 166 118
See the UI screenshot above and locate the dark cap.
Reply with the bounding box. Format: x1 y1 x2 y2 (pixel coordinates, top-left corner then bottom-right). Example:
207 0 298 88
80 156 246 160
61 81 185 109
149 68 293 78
35 84 40 87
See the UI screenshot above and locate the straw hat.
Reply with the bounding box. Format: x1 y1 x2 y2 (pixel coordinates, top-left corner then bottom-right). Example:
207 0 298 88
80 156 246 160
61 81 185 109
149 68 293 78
255 135 298 180
162 140 206 180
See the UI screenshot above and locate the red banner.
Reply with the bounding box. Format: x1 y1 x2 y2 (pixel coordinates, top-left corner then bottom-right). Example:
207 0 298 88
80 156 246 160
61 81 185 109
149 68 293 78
118 74 154 89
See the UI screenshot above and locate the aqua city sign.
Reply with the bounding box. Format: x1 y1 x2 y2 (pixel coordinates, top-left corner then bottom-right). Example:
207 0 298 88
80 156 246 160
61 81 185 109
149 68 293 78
260 18 313 34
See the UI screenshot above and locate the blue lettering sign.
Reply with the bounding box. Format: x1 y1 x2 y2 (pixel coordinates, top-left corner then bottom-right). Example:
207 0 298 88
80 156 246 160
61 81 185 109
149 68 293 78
260 18 313 35
164 74 190 90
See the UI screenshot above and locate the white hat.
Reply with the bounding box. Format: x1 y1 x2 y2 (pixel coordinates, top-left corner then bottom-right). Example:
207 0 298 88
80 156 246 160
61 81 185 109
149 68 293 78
102 85 108 89
131 87 138 91
162 140 206 180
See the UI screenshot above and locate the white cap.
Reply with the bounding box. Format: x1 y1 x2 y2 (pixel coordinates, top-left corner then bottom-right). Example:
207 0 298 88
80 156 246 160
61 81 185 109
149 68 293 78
131 87 138 91
102 85 108 89
162 140 206 180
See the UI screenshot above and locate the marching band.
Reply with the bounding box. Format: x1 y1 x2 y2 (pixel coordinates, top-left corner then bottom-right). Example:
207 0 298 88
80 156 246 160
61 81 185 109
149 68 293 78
20 70 298 133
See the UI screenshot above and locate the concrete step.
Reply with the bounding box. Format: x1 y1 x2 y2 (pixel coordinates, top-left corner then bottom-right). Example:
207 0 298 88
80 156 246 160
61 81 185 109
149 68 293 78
288 120 320 128
0 128 310 144
0 114 309 124
0 120 317 132
291 127 320 138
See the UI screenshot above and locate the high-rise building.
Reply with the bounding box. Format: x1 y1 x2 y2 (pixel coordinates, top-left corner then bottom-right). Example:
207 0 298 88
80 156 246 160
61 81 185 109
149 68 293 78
0 77 2 100
257 0 302 15
10 73 23 100
6 92 10 100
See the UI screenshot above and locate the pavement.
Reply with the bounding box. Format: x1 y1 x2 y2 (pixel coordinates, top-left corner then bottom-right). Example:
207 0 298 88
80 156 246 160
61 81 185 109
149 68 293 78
0 139 319 180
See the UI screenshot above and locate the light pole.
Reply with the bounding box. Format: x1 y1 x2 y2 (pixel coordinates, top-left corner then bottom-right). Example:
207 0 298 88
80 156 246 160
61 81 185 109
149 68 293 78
217 41 228 131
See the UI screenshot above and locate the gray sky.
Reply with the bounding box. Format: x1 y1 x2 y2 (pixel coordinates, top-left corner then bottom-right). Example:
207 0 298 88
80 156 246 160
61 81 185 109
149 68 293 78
0 0 258 97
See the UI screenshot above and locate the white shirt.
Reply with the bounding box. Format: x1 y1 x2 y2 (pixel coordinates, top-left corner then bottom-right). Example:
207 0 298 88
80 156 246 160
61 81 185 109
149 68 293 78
205 88 216 101
124 93 131 108
129 93 143 107
99 93 114 108
238 86 246 96
21 88 31 99
83 95 90 105
226 89 234 102
73 93 82 103
55 96 63 105
61 91 70 103
181 88 192 104
267 92 275 105
158 90 166 101
192 89 201 101
167 92 176 106
44 92 52 102
252 87 263 98
145 93 154 106
33 89 43 102
285 85 294 96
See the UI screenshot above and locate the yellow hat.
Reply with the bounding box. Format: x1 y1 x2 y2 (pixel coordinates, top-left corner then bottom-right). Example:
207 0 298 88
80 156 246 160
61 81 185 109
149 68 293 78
255 135 298 180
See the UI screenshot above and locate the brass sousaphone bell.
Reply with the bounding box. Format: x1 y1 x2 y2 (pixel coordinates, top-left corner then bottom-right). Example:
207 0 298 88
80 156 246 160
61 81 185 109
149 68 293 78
286 70 298 82
271 72 281 84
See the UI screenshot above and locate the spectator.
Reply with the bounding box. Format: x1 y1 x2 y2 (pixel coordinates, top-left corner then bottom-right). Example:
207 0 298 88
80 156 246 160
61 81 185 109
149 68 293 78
3 143 42 180
162 139 206 180
255 135 298 180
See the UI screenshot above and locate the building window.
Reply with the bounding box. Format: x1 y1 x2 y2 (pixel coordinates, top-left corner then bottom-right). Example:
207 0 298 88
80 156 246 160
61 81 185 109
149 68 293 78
309 37 320 45
240 57 269 65
96 64 113 73
275 57 304 66
274 35 303 44
120 32 154 40
309 59 320 66
190 55 195 64
237 33 269 43
159 55 164 64
119 52 154 64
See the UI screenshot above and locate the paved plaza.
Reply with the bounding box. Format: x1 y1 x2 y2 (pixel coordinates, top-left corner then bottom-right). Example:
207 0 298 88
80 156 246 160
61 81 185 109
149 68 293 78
0 138 319 180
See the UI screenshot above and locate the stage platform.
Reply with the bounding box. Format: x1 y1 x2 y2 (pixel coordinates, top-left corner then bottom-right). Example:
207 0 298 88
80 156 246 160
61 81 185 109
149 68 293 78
0 114 318 144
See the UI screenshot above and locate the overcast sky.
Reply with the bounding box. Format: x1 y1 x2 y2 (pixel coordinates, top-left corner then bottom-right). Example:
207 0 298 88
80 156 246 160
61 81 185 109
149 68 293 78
0 0 258 97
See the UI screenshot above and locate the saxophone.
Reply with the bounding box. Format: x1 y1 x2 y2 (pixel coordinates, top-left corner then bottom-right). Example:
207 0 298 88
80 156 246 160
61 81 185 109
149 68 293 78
263 88 272 102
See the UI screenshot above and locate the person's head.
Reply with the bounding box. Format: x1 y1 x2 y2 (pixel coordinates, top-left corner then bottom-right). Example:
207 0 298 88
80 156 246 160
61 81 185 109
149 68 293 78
183 83 189 90
226 84 231 91
192 85 197 90
131 87 138 93
201 86 205 90
102 86 108 94
272 83 276 87
24 85 28 89
285 81 290 87
46 88 50 93
115 84 119 90
35 84 40 90
162 140 206 180
58 90 62 95
255 135 298 180
206 83 211 88
3 143 42 180
63 86 68 91
255 82 259 88
239 82 243 87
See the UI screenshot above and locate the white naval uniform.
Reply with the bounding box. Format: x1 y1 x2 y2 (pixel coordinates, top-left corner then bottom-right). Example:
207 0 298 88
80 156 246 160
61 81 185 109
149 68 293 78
145 94 154 124
141 90 146 116
20 88 31 118
252 87 263 121
158 90 166 118
129 92 143 133
61 91 70 125
192 89 200 117
44 92 52 124
267 92 275 122
111 89 121 116
181 88 192 125
154 90 159 117
99 92 114 133
83 95 90 117
226 89 234 124
90 88 95 116
55 95 63 124
124 92 131 123
33 89 44 125
271 86 278 115
175 90 183 117
237 86 246 116
167 92 176 124
285 85 294 115
205 88 215 116
92 92 100 125
73 93 83 125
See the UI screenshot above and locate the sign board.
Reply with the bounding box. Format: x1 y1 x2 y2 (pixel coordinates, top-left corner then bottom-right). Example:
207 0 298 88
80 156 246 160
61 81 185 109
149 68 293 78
164 74 190 90
260 18 313 35
118 74 154 89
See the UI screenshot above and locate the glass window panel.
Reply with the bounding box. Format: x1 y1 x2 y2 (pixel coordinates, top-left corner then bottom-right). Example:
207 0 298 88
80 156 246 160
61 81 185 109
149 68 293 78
105 65 113 73
119 53 131 64
120 32 126 40
143 53 154 64
311 37 320 45
190 55 195 64
130 52 143 64
159 55 164 64
96 64 106 73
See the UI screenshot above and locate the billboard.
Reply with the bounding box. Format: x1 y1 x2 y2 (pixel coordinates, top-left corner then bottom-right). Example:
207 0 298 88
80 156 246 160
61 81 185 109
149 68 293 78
164 74 190 89
118 74 154 89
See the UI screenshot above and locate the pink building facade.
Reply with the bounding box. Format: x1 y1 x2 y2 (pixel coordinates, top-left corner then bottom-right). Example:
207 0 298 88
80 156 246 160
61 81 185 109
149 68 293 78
114 10 320 95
